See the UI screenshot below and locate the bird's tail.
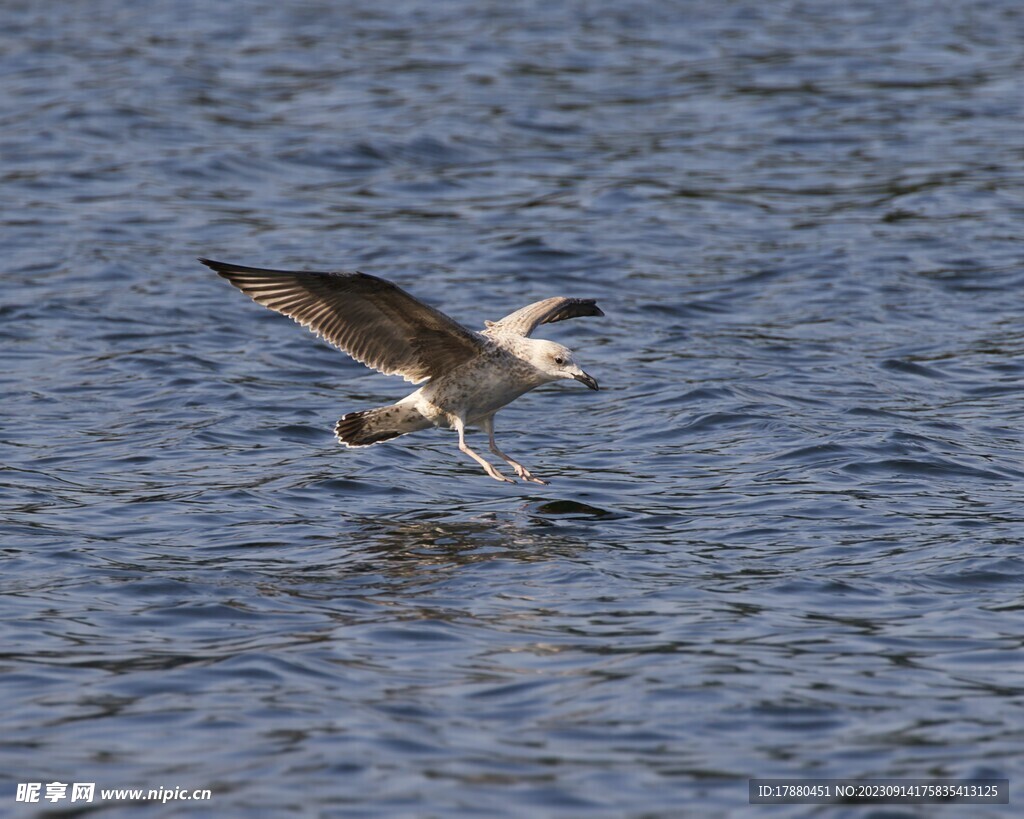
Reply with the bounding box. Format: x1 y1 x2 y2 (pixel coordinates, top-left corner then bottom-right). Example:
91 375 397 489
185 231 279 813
334 403 431 448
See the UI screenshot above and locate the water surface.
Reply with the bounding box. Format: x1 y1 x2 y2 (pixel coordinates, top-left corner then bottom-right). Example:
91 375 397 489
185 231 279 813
3 0 1023 815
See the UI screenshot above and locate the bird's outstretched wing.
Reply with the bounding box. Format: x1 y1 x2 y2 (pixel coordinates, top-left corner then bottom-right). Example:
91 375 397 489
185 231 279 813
487 297 604 338
201 259 485 383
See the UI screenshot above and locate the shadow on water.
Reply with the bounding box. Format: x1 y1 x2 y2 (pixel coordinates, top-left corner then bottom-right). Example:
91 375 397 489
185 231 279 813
265 496 628 590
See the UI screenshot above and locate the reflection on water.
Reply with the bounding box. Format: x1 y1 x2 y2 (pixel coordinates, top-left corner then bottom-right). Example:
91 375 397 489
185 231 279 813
3 0 1024 813
334 511 589 574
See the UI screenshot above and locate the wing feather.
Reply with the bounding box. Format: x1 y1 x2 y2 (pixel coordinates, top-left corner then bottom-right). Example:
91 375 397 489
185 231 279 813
201 258 485 382
487 296 604 337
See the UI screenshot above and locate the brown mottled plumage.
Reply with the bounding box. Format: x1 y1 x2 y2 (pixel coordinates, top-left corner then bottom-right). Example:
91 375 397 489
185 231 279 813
201 258 603 484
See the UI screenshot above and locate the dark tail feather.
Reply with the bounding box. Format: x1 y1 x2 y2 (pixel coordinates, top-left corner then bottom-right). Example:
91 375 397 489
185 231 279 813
334 410 401 447
334 404 428 448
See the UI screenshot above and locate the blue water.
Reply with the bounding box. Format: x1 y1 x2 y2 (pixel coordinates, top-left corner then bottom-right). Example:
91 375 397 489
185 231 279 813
3 1 1023 815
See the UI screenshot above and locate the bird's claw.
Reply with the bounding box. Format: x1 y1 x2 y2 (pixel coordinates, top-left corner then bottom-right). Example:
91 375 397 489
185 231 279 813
513 466 548 484
486 468 515 484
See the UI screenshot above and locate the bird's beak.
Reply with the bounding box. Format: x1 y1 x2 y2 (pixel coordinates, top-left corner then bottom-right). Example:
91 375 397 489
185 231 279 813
573 371 599 391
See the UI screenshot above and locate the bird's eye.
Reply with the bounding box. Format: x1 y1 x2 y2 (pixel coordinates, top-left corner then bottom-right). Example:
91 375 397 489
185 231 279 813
554 356 565 366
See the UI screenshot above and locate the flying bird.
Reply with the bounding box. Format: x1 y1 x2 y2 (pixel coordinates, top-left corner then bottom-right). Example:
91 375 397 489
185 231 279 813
200 258 603 483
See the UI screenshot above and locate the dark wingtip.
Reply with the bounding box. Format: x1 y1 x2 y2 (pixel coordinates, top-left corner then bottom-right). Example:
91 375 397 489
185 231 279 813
198 258 276 280
198 257 230 275
548 299 605 325
575 299 604 319
198 258 339 279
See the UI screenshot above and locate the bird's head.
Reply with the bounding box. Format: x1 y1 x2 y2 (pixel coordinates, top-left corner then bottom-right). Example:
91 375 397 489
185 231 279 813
528 340 599 391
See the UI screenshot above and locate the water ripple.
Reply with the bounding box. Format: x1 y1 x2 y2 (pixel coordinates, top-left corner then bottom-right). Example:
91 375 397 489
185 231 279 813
2 0 1023 814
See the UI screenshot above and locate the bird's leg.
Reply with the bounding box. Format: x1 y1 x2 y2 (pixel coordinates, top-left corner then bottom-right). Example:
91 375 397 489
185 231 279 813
454 417 513 483
483 416 548 485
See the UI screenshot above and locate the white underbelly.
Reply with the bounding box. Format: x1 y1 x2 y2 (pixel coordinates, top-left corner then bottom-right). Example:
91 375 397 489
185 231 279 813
411 367 538 427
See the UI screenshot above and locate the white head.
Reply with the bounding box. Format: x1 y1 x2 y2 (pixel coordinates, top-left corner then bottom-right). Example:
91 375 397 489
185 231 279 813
525 339 599 391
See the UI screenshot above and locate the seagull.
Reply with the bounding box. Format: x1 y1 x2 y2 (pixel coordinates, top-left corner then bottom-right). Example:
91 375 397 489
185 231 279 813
200 259 603 484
